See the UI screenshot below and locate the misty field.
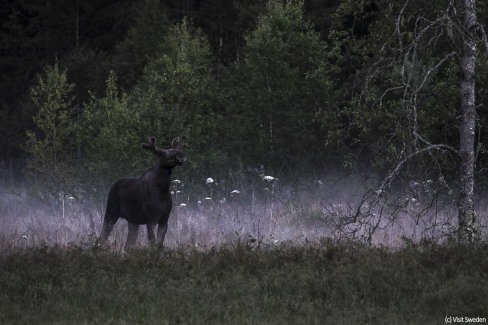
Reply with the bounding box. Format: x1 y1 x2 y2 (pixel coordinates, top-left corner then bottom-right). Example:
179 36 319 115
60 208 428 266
1 175 488 323
4 173 488 251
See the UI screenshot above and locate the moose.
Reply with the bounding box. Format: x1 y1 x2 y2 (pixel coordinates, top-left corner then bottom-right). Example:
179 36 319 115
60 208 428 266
99 136 187 251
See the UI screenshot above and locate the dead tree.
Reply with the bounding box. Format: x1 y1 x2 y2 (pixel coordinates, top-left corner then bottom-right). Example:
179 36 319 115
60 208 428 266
343 0 486 244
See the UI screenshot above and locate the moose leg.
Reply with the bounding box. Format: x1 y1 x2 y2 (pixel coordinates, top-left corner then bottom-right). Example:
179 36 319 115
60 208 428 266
157 219 169 248
125 222 140 251
99 215 118 244
147 223 156 245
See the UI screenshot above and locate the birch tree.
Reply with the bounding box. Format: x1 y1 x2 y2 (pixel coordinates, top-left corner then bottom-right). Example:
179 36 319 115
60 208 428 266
26 61 77 197
457 0 478 243
329 0 487 244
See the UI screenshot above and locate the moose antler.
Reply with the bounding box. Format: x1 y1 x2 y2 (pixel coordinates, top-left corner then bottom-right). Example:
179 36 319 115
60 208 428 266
142 137 159 153
171 135 187 149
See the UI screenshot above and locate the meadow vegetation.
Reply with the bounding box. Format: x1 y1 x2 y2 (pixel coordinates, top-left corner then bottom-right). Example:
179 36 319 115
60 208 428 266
1 174 488 323
1 241 487 324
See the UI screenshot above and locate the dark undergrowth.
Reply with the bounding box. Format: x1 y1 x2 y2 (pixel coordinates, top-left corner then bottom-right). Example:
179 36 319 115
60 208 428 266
0 240 487 324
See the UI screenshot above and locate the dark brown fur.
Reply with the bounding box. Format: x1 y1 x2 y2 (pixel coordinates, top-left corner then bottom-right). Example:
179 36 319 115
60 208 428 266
99 136 186 251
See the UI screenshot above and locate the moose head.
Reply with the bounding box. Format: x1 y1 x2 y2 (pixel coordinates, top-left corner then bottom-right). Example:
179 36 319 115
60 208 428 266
142 136 187 169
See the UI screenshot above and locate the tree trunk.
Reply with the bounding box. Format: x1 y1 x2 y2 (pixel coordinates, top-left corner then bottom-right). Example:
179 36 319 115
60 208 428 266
458 0 477 244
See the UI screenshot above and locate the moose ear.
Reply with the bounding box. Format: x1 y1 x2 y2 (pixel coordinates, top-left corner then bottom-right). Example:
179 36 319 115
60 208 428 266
171 136 187 149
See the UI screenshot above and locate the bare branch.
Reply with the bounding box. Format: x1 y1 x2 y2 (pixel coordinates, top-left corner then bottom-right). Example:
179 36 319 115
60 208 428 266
480 24 488 54
410 14 449 50
410 52 456 146
416 51 457 93
379 144 459 192
394 0 410 52
377 86 404 107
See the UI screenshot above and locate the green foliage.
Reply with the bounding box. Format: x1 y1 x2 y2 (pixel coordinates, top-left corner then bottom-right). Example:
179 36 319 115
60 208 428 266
63 46 110 105
4 0 488 197
113 0 171 91
79 71 140 192
0 1 133 170
78 20 224 192
189 0 266 66
325 0 462 175
228 0 332 174
0 243 487 323
132 19 224 179
25 61 77 196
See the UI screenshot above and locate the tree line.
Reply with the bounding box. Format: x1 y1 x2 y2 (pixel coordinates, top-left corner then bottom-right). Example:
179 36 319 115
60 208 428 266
1 0 488 242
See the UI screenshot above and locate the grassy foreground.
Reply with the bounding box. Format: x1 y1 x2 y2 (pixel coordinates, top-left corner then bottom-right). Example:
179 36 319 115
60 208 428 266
0 241 487 324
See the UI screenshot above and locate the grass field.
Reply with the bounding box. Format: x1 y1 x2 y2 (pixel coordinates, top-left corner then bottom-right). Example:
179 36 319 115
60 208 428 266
1 175 488 324
1 241 487 324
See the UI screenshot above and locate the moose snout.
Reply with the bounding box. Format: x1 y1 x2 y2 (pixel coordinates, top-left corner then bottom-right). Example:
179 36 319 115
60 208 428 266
176 156 186 165
174 151 186 165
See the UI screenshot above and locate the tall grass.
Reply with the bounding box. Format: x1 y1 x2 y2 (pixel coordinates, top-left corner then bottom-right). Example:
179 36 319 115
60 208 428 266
1 175 488 323
0 242 487 324
1 173 487 252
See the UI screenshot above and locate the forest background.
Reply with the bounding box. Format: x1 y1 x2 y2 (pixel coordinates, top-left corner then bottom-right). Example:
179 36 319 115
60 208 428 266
1 0 488 243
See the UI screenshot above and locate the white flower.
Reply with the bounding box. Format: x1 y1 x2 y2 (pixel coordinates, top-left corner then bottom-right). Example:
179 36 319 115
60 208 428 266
263 175 274 181
317 180 323 186
179 203 187 207
231 190 241 194
68 196 75 201
206 178 214 184
410 181 420 188
198 200 202 204
176 190 181 194
171 191 175 195
173 179 181 184
205 197 212 200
